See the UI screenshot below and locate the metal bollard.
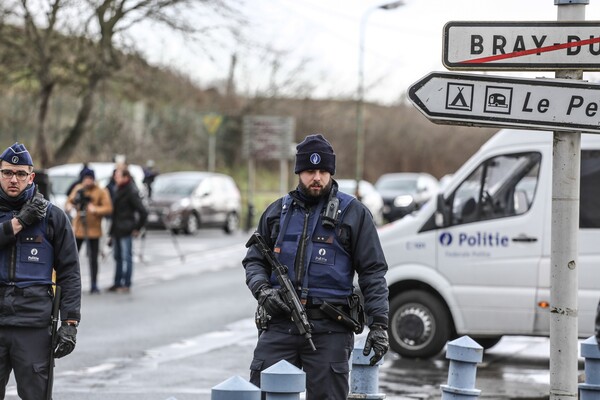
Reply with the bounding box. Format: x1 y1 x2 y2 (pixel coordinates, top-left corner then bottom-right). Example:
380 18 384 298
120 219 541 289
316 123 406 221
211 375 261 400
579 336 600 399
261 360 306 399
440 336 483 399
348 338 385 399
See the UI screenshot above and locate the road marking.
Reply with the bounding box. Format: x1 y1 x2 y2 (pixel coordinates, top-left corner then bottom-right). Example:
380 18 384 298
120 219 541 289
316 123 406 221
55 318 256 380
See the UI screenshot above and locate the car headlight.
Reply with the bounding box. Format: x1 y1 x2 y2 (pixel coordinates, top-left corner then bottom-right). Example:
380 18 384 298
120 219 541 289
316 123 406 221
394 195 414 208
171 197 191 212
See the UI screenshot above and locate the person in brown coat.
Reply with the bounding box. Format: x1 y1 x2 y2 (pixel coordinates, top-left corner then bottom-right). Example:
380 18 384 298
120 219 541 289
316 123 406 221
66 167 113 293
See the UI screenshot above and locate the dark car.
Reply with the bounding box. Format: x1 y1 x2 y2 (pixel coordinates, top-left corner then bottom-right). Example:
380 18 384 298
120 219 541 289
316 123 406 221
146 171 241 235
375 172 439 222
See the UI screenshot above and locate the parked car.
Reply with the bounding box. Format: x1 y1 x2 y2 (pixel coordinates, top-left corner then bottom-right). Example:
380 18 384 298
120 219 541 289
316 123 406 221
336 179 384 226
47 162 146 210
375 172 439 222
146 171 241 235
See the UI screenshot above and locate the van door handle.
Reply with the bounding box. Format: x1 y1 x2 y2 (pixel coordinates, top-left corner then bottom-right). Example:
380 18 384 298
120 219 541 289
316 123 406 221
512 235 538 243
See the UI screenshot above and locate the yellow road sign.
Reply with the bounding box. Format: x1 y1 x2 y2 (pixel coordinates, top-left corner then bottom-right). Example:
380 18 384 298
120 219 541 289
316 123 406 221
203 114 223 135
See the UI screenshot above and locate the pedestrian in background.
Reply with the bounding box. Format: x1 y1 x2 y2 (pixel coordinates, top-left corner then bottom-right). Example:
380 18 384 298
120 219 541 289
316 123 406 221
66 167 113 294
0 143 81 399
108 167 147 293
242 134 389 399
142 159 159 199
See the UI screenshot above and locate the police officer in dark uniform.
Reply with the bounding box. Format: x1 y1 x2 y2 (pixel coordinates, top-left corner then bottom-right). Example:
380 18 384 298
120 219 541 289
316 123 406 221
243 134 389 399
0 143 81 400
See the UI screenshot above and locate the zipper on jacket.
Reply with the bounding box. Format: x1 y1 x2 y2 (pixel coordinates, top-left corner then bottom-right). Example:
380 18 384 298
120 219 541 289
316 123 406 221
294 208 311 291
8 244 16 283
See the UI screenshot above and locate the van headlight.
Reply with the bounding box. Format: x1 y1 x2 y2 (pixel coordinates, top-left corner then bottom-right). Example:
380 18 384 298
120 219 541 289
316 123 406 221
394 195 414 208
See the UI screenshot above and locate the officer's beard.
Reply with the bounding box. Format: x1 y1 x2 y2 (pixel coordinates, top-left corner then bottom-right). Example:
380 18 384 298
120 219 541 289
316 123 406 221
298 178 332 203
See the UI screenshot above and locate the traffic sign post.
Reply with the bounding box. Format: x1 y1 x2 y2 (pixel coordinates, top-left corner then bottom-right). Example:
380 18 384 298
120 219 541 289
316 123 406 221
444 21 600 70
409 1 590 398
548 3 586 399
408 71 600 133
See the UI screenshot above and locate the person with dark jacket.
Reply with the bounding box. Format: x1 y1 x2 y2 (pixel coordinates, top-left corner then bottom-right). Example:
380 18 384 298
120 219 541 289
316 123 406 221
243 134 389 399
108 167 147 293
0 143 81 399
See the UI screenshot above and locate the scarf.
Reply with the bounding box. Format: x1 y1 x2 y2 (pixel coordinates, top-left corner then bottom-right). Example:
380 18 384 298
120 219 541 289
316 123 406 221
0 183 35 211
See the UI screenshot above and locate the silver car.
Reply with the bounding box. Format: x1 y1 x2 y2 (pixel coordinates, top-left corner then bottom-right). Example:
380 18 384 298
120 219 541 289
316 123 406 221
146 171 241 235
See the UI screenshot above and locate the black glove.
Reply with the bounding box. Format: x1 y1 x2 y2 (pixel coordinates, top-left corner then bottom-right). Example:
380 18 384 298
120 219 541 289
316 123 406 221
16 189 48 227
363 325 389 366
54 324 77 359
258 286 291 317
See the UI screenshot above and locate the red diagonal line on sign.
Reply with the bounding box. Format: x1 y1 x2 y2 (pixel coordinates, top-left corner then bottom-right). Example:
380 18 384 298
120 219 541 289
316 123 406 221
460 36 600 64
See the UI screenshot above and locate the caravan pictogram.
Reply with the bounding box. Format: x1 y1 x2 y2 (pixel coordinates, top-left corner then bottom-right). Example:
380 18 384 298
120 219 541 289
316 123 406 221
484 86 513 114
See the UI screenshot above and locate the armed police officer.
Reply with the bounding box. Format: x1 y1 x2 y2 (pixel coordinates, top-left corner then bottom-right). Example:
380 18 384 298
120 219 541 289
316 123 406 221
0 143 81 400
243 134 389 399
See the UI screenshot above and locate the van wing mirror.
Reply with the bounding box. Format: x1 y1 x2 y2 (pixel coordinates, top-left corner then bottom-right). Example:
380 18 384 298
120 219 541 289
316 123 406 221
435 193 448 227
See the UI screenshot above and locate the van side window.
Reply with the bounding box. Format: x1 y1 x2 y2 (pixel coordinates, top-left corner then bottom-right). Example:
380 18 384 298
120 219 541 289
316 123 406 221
450 152 541 225
580 150 600 228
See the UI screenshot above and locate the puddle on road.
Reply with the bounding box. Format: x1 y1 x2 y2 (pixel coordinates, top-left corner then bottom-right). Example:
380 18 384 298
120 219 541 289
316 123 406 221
379 349 551 399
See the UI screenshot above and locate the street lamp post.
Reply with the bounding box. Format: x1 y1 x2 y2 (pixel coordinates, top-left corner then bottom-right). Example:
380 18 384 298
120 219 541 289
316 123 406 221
355 1 404 199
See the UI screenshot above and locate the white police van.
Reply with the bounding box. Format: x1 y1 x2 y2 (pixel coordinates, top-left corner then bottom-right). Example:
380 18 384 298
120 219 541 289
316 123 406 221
380 128 600 358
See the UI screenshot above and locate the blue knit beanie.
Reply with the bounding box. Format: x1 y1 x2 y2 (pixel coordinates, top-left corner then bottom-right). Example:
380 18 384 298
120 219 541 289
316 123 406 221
0 143 33 166
294 134 336 175
80 166 95 180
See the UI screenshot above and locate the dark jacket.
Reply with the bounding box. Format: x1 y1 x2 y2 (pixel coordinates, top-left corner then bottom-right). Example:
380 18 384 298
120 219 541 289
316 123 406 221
109 180 147 238
0 201 81 327
243 182 389 330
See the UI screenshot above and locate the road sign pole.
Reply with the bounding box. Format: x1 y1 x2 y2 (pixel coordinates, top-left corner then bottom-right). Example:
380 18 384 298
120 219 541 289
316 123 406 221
550 2 587 399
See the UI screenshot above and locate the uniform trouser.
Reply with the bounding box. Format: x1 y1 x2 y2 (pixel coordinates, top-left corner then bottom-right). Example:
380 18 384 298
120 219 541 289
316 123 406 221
0 326 52 400
76 238 100 290
250 329 354 400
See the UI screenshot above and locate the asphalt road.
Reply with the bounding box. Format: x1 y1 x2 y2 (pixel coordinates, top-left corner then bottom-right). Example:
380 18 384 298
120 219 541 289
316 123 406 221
4 228 571 399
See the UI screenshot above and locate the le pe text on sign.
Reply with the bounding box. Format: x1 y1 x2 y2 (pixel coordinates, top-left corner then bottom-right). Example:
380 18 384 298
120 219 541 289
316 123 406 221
408 72 600 133
444 21 600 70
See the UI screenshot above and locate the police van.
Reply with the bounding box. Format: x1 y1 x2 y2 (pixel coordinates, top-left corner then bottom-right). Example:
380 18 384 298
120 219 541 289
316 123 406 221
380 128 600 358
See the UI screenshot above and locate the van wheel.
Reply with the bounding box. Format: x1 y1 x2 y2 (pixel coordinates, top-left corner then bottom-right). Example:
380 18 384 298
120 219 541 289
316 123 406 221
184 214 199 235
389 290 451 358
223 212 239 234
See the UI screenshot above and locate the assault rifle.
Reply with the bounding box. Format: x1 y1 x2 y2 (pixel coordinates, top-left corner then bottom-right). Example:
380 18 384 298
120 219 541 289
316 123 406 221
246 231 316 351
46 285 61 400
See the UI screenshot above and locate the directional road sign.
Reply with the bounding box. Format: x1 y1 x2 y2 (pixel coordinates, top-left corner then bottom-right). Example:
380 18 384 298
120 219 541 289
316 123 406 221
444 21 600 70
408 72 600 133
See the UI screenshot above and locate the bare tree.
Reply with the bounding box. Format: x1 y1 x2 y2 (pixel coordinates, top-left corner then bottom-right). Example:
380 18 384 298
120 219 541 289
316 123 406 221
0 0 244 166
0 0 70 167
53 0 245 164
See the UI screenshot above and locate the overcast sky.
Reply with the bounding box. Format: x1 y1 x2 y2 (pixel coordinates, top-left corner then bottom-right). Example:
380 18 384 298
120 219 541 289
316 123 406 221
129 0 600 105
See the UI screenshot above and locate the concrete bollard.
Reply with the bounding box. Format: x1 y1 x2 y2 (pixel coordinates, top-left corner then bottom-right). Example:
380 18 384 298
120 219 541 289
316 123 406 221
580 336 600 399
211 375 261 400
261 360 306 399
440 336 483 399
348 338 386 399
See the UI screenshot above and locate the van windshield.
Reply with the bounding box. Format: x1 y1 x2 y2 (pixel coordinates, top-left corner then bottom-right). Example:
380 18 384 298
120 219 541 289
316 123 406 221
50 175 78 195
450 152 541 225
